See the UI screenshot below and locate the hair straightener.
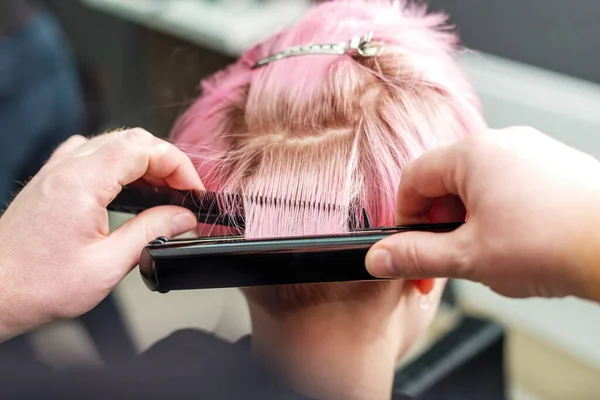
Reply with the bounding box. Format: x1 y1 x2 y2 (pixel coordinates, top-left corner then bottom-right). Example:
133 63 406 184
107 184 463 293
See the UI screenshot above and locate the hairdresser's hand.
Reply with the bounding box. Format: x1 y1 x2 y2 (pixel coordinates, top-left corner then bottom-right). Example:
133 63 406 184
0 128 202 340
366 126 600 301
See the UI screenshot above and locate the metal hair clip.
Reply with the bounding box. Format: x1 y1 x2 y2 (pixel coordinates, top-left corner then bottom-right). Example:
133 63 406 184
251 31 384 69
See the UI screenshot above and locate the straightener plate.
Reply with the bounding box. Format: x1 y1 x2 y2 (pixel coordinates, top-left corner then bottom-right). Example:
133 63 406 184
138 222 463 292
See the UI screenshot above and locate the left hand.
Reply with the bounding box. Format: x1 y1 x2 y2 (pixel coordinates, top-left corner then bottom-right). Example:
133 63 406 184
0 128 203 341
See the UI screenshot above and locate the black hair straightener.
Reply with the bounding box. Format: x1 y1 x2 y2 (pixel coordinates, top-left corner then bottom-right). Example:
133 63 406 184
107 184 463 293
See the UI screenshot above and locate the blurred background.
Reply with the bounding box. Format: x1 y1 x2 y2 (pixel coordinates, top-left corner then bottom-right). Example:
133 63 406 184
1 1 600 399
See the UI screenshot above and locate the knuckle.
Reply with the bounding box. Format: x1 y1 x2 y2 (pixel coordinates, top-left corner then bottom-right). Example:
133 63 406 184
470 129 493 145
67 134 87 143
58 135 86 150
459 133 482 156
109 128 153 159
465 130 498 156
124 127 153 144
449 234 474 279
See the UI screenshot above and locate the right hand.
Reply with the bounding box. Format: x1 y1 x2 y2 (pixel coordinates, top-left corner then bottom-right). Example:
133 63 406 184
365 126 600 301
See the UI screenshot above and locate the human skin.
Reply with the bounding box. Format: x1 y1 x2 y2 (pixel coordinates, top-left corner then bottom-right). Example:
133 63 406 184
367 126 600 303
0 129 203 341
248 276 444 400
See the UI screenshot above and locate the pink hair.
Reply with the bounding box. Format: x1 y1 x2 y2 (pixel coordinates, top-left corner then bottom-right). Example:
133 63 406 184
171 0 486 311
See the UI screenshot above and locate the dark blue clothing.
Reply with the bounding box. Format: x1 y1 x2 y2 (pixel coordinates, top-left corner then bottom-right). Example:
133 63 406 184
0 9 84 205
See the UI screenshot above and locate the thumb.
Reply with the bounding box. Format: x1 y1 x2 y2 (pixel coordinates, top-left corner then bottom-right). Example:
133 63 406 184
365 229 470 280
106 206 197 276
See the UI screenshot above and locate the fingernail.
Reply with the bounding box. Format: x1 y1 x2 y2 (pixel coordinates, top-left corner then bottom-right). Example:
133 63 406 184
171 212 197 232
366 248 394 277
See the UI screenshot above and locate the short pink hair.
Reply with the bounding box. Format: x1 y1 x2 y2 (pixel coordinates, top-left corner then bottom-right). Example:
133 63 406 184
171 0 486 312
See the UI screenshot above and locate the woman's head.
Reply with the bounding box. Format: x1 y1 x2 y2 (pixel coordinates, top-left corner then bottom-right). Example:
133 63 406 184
171 0 485 332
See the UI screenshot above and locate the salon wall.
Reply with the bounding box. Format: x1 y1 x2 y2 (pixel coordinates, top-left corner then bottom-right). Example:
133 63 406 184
426 0 600 85
461 51 600 157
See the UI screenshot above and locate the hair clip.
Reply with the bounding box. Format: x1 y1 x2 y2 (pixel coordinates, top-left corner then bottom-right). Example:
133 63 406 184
251 31 384 69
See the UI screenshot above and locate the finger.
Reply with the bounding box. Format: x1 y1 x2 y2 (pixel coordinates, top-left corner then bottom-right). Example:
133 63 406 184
395 143 464 224
127 177 169 189
141 175 169 188
104 206 197 278
73 129 131 157
49 135 89 162
104 129 202 188
428 195 466 224
85 129 204 206
365 227 472 280
139 140 204 191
